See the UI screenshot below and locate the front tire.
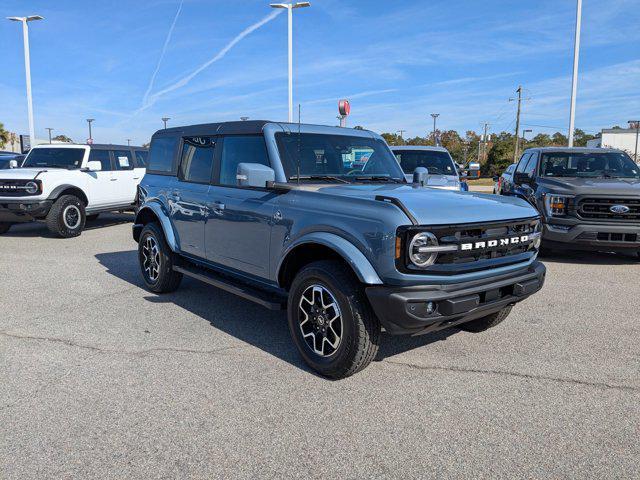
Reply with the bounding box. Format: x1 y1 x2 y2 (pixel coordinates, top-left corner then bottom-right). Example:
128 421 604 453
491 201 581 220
0 223 12 234
138 222 182 293
458 306 512 333
45 195 86 238
288 260 380 379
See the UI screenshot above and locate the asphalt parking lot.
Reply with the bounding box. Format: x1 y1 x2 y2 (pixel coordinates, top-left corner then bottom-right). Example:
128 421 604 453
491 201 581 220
1 214 639 479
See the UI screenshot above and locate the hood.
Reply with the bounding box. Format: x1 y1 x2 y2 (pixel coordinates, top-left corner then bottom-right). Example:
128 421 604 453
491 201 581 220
314 184 538 225
537 176 640 196
0 168 49 180
403 173 460 190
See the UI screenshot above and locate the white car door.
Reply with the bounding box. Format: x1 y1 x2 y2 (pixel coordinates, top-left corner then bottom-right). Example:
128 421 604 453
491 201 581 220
85 148 115 209
111 149 138 205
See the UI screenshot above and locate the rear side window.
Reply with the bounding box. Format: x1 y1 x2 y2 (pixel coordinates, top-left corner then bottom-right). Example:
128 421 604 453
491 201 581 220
134 150 148 167
112 150 133 170
218 136 270 186
147 136 178 174
179 136 216 184
88 149 112 171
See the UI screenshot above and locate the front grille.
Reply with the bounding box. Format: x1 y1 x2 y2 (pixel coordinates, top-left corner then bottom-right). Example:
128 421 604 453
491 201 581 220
578 197 640 222
399 217 540 275
596 232 638 242
0 179 36 197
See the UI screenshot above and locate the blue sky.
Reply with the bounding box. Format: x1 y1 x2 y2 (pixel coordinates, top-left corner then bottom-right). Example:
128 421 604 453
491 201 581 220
1 0 639 145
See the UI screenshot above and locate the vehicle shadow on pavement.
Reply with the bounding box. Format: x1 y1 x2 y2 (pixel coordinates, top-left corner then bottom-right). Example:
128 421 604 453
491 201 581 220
539 249 639 265
95 249 463 375
3 213 134 238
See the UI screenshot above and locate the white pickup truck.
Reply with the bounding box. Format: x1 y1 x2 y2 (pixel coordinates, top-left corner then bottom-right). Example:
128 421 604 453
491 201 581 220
0 143 147 237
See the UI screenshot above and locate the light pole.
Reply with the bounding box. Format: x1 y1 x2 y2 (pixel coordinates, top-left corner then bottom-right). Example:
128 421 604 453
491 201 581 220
568 0 582 147
240 117 249 121
45 127 53 144
127 139 131 146
162 117 170 129
629 120 640 163
430 113 439 146
86 118 94 142
270 2 311 123
7 15 44 146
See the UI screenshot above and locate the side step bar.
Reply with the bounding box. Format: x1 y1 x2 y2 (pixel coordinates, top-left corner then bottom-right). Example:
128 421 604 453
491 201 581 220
173 265 286 311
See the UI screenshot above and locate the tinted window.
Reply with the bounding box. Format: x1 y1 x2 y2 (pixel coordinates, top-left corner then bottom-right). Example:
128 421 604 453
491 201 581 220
523 154 538 176
394 150 457 175
219 136 269 186
515 153 531 173
88 149 112 171
540 151 640 178
112 150 133 170
179 137 215 183
148 136 178 174
505 164 516 175
134 150 148 167
23 148 85 169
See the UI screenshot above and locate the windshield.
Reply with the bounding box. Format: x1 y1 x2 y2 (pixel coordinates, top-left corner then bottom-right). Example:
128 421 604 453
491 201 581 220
393 150 457 176
540 151 640 179
22 148 85 169
276 133 405 182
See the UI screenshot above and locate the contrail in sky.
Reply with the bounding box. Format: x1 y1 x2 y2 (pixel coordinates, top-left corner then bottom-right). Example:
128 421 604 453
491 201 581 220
142 0 185 107
139 9 283 112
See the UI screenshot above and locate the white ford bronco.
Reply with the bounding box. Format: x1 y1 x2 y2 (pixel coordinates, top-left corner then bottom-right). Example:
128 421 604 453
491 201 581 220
0 143 148 237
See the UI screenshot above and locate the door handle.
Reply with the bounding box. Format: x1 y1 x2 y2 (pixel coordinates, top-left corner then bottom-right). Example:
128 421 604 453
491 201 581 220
212 202 225 215
110 178 117 181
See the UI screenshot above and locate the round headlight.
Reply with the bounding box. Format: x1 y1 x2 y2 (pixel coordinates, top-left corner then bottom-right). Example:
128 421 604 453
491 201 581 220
25 181 39 194
408 232 439 268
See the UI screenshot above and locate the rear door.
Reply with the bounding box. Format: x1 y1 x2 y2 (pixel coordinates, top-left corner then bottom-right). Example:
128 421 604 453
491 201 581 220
112 149 138 205
85 148 114 208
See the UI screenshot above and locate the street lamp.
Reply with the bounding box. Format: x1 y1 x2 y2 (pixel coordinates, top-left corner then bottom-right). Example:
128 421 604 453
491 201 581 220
7 15 44 146
127 139 131 146
430 113 440 146
270 2 311 123
86 118 94 142
240 117 249 121
162 117 170 129
45 127 53 144
568 0 582 147
629 120 640 163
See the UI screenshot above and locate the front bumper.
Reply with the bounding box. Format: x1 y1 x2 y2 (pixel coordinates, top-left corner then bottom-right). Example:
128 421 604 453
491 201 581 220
366 261 546 335
543 221 640 252
0 200 52 223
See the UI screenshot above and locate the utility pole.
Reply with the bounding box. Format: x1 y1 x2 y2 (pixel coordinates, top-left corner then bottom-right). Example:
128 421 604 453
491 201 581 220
46 127 53 144
397 130 406 143
629 120 640 163
481 122 490 164
430 113 439 146
513 85 522 162
568 0 582 147
127 139 131 146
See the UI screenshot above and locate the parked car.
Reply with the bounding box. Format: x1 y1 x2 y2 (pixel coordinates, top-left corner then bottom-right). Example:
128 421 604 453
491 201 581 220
503 147 640 256
0 153 25 169
133 121 546 378
390 146 467 191
494 163 516 194
0 143 147 237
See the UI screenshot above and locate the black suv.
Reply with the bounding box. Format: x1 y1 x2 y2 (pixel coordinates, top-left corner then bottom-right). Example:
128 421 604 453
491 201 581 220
503 147 640 256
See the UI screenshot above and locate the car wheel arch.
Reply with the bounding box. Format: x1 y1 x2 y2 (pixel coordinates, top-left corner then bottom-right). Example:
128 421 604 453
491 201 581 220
49 185 88 205
133 203 178 251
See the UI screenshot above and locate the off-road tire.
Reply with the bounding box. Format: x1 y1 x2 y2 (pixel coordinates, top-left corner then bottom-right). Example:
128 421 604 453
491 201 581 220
138 222 182 293
86 214 100 222
45 195 86 238
288 260 380 379
0 223 12 234
458 306 512 333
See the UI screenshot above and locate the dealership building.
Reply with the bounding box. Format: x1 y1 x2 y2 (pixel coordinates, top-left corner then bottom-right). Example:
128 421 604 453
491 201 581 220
587 127 640 161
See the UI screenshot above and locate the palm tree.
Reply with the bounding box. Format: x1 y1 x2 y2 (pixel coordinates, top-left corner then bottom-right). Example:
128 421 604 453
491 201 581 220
0 122 10 149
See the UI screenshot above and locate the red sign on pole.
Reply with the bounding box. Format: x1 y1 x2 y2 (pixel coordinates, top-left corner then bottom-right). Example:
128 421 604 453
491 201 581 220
338 99 350 116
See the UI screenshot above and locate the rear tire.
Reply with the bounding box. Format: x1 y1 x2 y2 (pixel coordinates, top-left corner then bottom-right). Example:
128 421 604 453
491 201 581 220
138 222 182 293
0 223 12 234
287 260 380 379
45 195 85 238
458 306 512 333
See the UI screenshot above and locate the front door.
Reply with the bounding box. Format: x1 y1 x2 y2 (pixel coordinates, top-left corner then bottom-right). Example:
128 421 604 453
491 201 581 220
168 136 216 258
204 135 276 279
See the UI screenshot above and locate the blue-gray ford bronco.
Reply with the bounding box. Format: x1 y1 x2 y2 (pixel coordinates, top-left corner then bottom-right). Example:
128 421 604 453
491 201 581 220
133 121 546 378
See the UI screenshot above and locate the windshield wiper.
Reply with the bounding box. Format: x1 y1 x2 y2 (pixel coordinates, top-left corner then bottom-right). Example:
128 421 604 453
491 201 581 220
289 175 350 184
353 176 405 183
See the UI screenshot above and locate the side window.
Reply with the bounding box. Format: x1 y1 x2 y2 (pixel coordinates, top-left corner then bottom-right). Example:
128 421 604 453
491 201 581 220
179 136 216 184
218 136 270 186
88 149 112 171
113 150 133 170
523 153 538 177
134 150 148 168
515 153 531 173
147 136 178 174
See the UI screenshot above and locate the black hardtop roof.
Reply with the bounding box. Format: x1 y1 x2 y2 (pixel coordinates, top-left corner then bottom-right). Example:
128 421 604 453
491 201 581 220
89 143 146 150
525 147 624 154
155 120 271 137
